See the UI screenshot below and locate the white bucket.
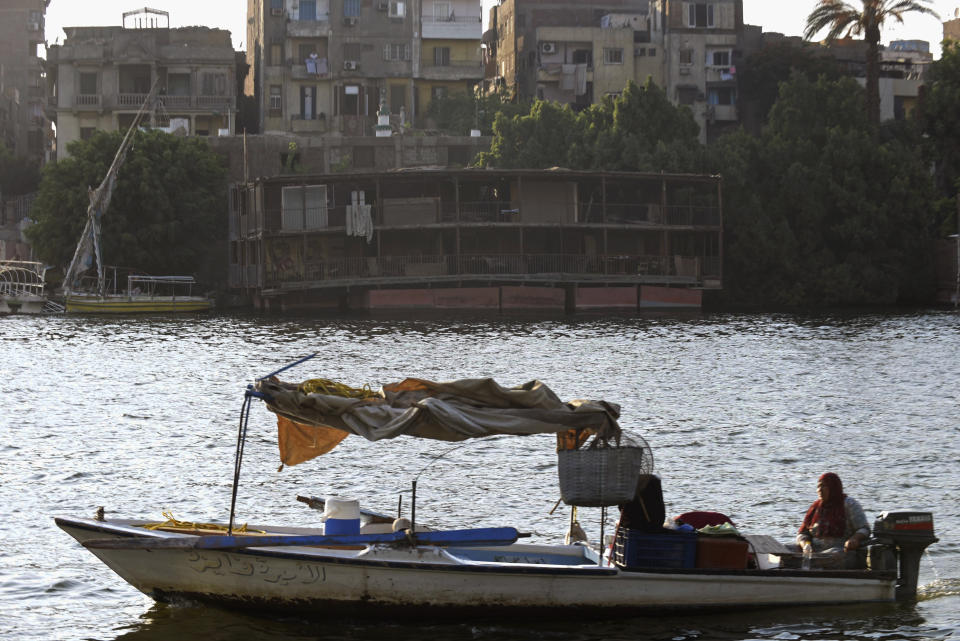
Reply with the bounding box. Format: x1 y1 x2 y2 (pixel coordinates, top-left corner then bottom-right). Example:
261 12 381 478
323 497 360 521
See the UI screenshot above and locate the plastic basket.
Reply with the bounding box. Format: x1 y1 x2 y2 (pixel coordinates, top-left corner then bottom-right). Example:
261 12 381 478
613 529 697 569
557 445 646 507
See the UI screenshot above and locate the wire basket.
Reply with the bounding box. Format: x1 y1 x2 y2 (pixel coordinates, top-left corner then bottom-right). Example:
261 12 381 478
557 439 652 507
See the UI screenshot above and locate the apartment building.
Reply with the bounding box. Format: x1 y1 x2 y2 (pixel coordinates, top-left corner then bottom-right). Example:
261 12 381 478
484 0 661 107
0 0 52 164
246 0 483 136
47 9 238 160
650 0 743 143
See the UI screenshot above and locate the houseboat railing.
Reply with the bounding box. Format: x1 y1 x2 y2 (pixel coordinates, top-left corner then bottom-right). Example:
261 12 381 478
262 253 716 286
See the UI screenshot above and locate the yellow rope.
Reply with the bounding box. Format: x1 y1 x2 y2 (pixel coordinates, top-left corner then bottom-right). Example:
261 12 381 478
299 378 378 399
142 511 265 534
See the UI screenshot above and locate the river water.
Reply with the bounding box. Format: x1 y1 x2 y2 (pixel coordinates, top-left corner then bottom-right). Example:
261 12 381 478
1 310 958 641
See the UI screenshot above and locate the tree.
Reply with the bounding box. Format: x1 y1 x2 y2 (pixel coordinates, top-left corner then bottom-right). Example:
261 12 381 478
26 130 228 285
803 0 938 127
915 40 960 235
737 41 844 134
712 72 937 306
425 88 529 136
475 80 701 172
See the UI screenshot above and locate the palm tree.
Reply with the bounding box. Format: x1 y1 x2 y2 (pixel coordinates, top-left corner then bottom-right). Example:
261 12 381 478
804 0 938 127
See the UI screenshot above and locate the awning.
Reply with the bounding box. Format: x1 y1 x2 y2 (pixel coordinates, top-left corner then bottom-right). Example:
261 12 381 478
257 377 622 466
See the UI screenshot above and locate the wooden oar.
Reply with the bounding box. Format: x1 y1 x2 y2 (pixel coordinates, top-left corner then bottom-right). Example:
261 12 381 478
83 526 522 551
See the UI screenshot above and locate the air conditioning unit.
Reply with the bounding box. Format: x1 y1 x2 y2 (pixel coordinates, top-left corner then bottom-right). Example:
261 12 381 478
270 7 283 16
344 60 359 71
540 42 556 54
343 16 358 26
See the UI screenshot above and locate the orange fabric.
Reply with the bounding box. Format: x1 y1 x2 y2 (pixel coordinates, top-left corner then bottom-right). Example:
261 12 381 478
276 415 349 466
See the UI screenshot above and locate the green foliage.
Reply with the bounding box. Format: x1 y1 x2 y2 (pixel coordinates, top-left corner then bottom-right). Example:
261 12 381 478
475 79 701 172
26 130 227 285
425 88 529 136
915 40 960 235
712 72 937 306
0 142 40 197
737 42 844 132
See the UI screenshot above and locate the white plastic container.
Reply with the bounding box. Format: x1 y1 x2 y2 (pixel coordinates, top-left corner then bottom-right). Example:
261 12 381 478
323 497 361 535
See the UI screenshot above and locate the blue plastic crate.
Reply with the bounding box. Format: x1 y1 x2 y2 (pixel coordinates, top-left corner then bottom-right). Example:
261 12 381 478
613 529 696 569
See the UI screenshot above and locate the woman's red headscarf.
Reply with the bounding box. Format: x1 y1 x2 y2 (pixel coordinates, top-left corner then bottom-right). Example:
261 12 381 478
799 472 847 539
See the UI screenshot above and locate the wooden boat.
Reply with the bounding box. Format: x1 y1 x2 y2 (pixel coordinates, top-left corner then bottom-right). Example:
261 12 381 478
64 273 213 313
56 366 938 617
60 84 212 315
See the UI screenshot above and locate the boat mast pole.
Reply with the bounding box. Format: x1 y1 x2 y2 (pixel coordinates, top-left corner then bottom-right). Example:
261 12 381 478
64 79 160 297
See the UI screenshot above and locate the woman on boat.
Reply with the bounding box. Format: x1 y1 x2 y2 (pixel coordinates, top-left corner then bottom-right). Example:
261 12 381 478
796 472 870 568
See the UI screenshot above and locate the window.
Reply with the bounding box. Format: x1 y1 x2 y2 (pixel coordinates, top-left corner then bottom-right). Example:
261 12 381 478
269 85 282 115
709 50 730 66
677 86 698 105
300 85 317 119
433 46 450 66
433 2 450 20
270 0 283 13
270 43 283 65
300 0 317 20
390 84 405 113
679 48 694 64
603 48 623 65
431 86 448 100
79 72 97 95
708 87 735 105
80 127 96 140
344 0 360 18
572 49 592 67
389 0 405 18
282 185 328 230
383 43 409 61
687 3 715 28
201 73 227 96
648 48 657 56
167 73 190 95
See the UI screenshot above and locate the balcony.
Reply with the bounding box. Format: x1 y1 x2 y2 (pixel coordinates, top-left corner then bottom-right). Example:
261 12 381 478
420 58 483 81
705 66 736 83
287 17 331 38
421 14 482 39
291 58 331 80
74 95 101 109
263 252 714 288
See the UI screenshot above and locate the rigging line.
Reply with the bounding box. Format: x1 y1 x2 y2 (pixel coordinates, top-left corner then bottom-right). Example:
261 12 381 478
412 436 503 482
227 393 253 535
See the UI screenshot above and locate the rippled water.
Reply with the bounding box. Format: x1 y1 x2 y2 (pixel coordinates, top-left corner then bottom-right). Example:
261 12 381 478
1 310 958 640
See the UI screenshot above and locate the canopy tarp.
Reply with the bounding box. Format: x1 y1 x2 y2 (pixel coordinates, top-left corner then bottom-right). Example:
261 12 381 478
256 377 622 467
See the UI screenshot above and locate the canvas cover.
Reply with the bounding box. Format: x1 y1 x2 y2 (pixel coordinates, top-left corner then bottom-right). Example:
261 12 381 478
256 377 622 467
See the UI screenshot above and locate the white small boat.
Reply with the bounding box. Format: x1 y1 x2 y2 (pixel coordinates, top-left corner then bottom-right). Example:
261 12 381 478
0 260 60 314
57 367 938 617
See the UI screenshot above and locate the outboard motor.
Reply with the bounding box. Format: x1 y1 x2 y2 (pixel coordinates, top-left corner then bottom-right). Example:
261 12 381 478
870 511 938 600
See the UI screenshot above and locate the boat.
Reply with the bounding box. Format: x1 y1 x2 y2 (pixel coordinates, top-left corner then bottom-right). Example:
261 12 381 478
56 360 938 617
0 259 62 314
64 270 213 313
60 83 213 315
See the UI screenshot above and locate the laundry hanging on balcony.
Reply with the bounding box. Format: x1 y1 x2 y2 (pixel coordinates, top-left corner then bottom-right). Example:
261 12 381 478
346 190 374 242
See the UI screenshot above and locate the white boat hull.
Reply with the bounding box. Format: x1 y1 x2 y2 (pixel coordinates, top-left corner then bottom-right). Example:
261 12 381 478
0 294 48 314
57 517 896 616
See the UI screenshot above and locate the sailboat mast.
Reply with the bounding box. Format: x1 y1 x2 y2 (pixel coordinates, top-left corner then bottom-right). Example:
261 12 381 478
63 79 161 297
